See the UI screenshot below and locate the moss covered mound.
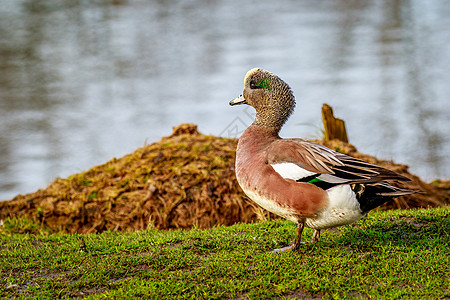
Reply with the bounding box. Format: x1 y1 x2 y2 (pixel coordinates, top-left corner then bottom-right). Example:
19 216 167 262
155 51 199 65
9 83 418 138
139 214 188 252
0 123 448 233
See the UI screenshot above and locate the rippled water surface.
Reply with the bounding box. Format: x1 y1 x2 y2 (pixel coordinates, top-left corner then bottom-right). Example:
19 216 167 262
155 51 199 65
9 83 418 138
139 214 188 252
1 0 449 200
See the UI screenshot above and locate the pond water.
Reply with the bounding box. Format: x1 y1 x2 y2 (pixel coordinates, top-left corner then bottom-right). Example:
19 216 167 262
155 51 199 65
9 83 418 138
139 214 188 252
1 0 449 201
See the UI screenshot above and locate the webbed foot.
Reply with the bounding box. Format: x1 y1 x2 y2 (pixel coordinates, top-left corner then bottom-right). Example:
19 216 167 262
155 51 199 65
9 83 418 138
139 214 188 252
269 241 307 253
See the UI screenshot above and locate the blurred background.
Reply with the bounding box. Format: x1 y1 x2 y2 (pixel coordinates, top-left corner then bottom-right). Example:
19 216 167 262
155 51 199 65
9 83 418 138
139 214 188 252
1 0 449 201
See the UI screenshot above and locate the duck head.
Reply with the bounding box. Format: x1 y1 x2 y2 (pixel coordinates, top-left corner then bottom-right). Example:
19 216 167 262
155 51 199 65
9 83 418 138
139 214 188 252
230 68 295 130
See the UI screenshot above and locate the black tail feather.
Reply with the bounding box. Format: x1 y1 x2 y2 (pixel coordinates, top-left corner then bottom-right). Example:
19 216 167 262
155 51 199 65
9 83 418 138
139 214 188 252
354 183 415 213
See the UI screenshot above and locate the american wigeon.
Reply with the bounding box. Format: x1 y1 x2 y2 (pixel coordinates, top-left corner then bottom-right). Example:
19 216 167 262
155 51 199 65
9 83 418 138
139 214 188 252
230 68 414 251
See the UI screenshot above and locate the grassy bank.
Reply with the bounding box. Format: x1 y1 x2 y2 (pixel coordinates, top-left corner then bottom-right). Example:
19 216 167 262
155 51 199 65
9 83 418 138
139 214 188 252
1 207 449 299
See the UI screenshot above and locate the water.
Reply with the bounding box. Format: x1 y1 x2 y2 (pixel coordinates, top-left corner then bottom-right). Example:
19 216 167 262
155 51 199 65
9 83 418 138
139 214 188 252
1 0 449 201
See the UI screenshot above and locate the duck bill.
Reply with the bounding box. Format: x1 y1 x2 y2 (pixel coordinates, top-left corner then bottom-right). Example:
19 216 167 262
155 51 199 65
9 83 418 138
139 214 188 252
229 95 247 106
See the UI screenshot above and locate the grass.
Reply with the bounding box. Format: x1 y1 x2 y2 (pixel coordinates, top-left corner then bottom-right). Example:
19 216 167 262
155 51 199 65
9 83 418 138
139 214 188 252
1 207 449 299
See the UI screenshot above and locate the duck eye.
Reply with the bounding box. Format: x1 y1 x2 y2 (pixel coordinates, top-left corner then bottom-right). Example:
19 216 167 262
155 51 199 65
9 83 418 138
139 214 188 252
250 82 256 89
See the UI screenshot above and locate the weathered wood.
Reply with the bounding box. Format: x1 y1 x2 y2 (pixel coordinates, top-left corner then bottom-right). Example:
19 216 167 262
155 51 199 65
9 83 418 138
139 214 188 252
321 103 348 143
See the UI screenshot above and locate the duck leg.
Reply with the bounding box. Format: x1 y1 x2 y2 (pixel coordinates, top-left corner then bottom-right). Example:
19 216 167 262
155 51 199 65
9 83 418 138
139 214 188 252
292 222 305 250
311 229 321 243
270 221 305 252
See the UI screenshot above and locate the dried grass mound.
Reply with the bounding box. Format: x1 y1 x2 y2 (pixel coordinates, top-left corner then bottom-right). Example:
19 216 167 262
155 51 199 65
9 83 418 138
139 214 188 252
0 123 448 233
0 124 263 233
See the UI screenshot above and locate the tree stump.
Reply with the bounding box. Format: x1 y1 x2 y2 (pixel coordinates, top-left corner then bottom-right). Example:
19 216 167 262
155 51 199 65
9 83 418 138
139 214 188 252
321 103 349 143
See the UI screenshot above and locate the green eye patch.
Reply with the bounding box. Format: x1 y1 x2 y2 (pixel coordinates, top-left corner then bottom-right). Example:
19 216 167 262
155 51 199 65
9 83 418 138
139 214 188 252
255 80 271 91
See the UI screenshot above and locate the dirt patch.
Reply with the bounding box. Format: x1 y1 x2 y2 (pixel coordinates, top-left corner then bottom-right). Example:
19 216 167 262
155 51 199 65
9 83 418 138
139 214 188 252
0 123 448 233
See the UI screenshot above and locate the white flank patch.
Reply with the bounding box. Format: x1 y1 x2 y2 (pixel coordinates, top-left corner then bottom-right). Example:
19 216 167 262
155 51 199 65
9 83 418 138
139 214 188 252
306 185 364 229
271 163 316 180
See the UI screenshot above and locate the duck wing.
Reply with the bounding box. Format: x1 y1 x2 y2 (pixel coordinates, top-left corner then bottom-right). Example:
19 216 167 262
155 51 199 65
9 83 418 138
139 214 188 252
266 138 411 188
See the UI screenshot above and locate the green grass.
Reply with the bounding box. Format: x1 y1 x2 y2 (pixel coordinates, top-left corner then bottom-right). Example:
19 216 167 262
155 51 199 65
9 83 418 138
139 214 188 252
1 208 449 299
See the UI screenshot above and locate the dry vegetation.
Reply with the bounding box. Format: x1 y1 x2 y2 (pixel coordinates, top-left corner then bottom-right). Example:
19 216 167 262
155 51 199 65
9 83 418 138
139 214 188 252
0 123 448 233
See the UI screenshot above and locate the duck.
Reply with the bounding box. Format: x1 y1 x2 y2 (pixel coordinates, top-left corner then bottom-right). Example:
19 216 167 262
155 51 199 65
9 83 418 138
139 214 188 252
229 68 414 251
